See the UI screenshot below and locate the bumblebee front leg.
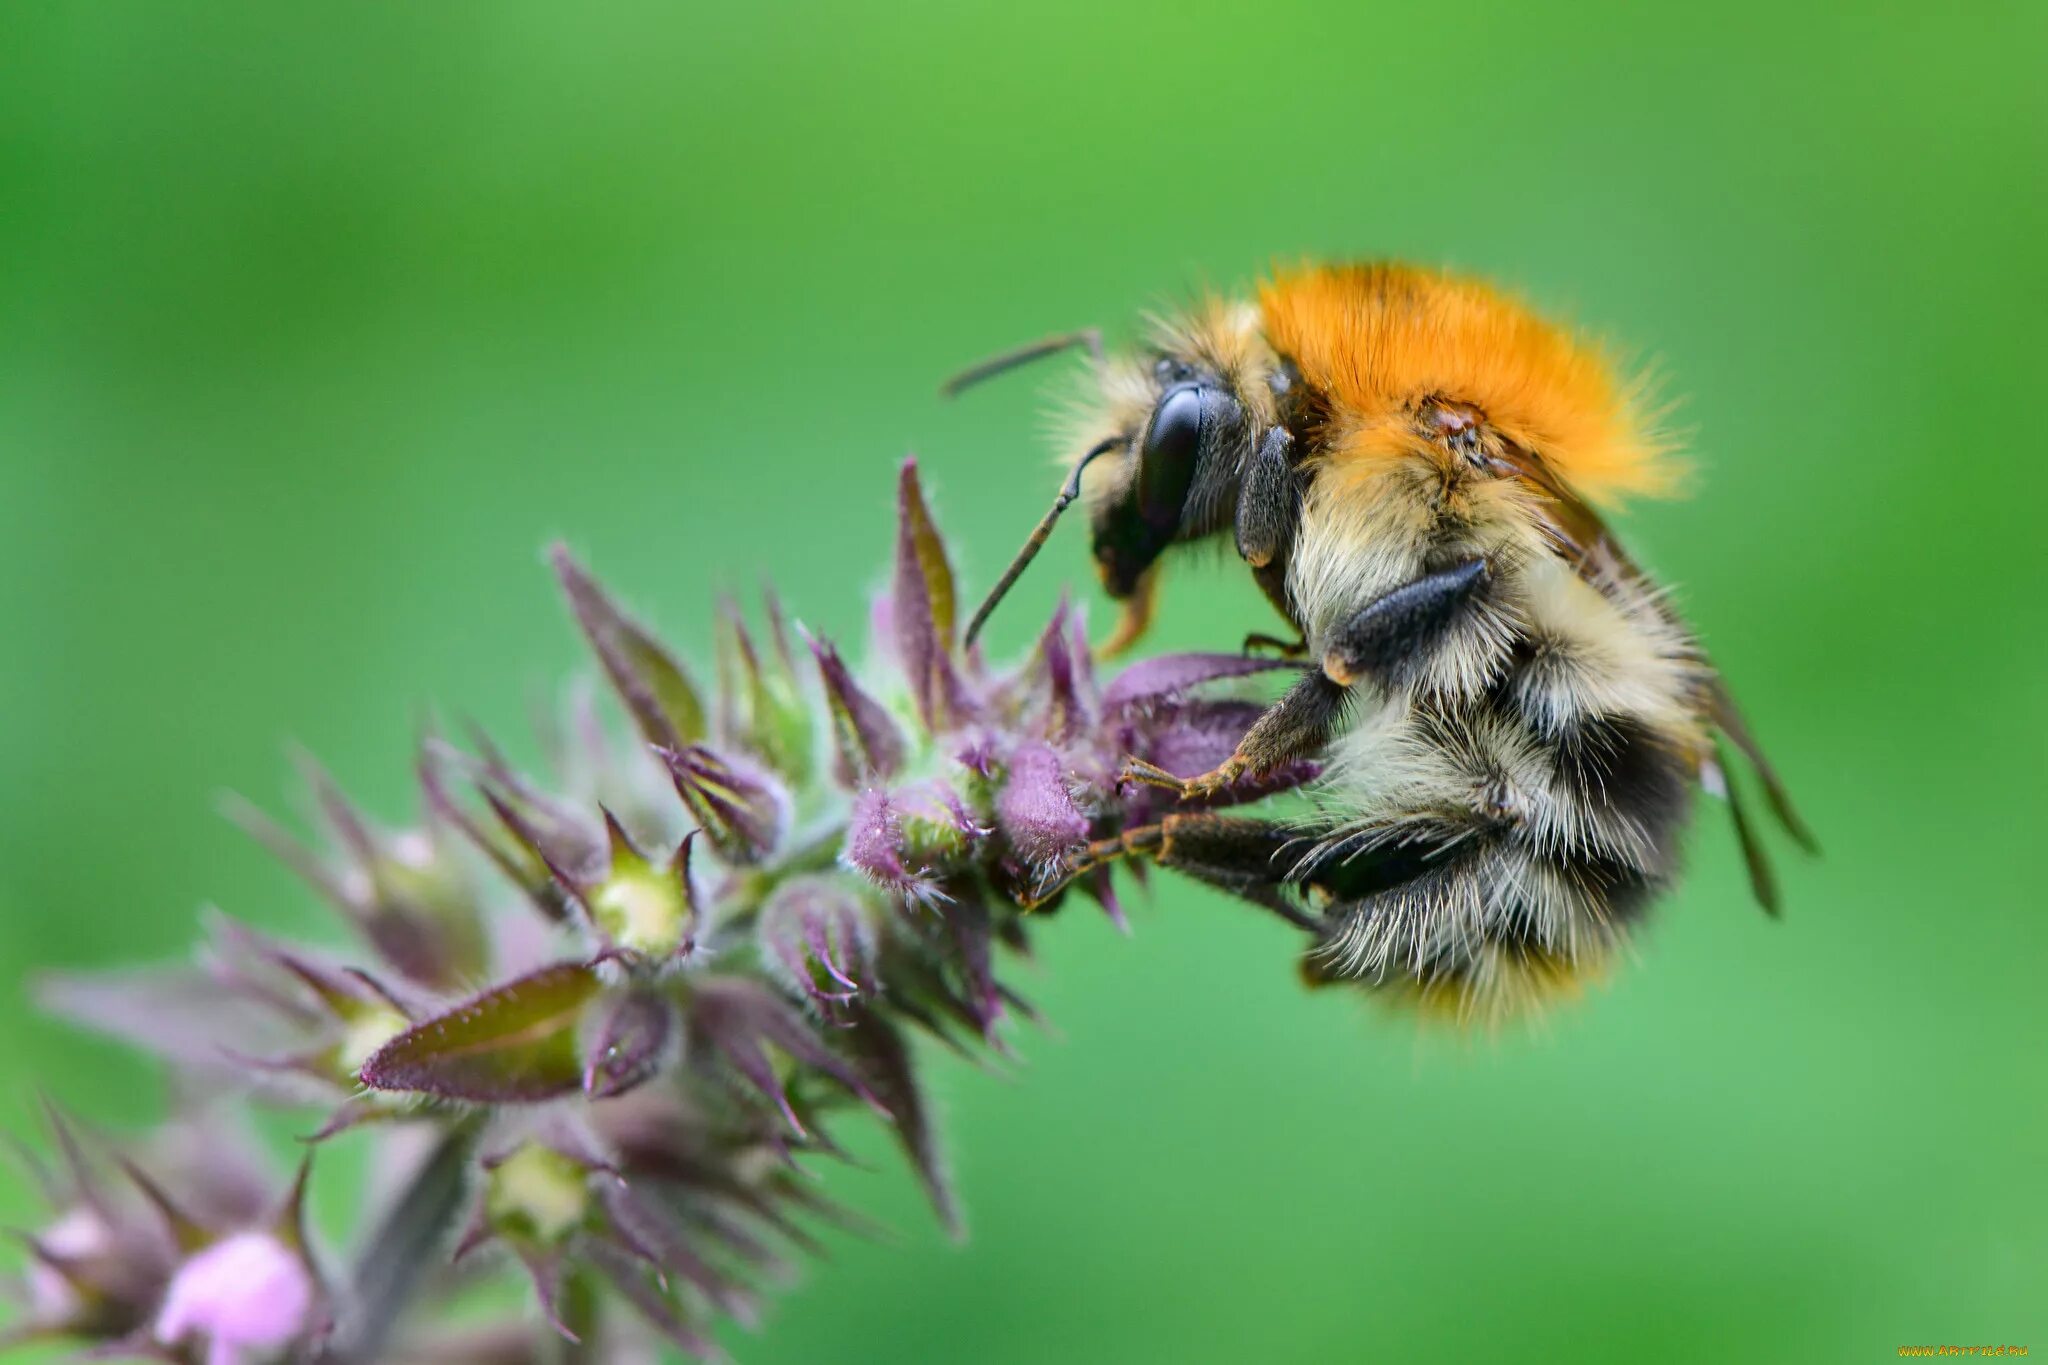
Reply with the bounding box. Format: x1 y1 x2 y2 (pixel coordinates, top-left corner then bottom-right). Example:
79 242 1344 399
1236 426 1309 646
1241 631 1308 659
1233 426 1297 571
1124 557 1493 801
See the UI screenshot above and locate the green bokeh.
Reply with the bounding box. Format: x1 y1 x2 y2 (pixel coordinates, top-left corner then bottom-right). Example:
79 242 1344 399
3 3 2042 1361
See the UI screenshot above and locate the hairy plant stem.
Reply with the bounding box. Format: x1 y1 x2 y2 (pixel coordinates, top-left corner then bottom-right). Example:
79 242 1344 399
326 1117 484 1365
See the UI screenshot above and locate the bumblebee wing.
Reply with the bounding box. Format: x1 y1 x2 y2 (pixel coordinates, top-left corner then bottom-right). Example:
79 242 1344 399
1481 440 1640 583
1704 674 1819 854
1698 741 1783 916
1701 675 1821 916
1488 439 1816 911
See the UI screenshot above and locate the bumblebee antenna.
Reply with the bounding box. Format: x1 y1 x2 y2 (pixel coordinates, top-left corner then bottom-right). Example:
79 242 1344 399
963 435 1124 649
941 327 1104 399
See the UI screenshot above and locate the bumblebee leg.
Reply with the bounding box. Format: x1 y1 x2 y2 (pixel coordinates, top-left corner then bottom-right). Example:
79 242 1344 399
1021 821 1168 908
1321 557 1492 687
1241 631 1308 659
1121 562 1490 803
1120 668 1349 801
1019 822 1164 908
1148 813 1321 928
1069 822 1164 877
1234 426 1298 570
1037 814 1319 928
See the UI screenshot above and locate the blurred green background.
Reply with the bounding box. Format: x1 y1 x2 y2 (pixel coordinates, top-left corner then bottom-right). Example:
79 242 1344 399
3 2 2043 1361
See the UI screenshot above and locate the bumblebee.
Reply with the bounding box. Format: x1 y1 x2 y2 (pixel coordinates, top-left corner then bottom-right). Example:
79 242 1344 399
956 262 1813 1020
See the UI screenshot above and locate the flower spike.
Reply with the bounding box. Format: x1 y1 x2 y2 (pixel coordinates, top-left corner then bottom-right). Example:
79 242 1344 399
17 460 1323 1361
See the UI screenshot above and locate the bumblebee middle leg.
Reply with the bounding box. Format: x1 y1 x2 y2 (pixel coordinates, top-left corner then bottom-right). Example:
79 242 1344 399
1321 556 1491 688
1127 557 1494 801
1121 668 1349 801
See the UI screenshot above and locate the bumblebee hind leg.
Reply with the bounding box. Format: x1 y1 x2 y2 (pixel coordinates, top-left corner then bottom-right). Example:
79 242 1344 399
1042 814 1320 930
1052 810 1601 1025
1055 812 1474 940
1146 814 1322 929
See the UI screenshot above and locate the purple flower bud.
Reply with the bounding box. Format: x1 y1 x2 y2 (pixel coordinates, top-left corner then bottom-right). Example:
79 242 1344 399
154 1231 313 1365
419 741 570 924
805 629 905 786
996 742 1090 872
896 779 982 846
583 988 677 1100
1026 599 1091 741
585 814 698 961
891 458 968 730
955 732 1000 778
843 788 939 904
660 744 789 866
483 1142 594 1249
835 1013 957 1234
553 544 708 751
684 978 881 1135
17 1201 167 1346
759 877 878 1015
715 597 813 781
221 761 488 994
1120 699 1319 815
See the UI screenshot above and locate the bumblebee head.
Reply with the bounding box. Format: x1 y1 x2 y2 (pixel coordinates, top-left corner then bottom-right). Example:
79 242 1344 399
1085 355 1255 599
951 305 1284 651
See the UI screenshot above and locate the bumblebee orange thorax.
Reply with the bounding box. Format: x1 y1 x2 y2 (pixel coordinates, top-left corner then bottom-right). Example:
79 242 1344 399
1256 263 1674 506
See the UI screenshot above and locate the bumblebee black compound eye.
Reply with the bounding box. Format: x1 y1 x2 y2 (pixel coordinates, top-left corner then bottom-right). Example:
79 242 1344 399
1092 382 1241 596
1137 384 1205 524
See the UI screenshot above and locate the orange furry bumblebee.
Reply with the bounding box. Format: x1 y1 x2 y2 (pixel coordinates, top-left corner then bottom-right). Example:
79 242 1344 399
957 262 1813 1021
